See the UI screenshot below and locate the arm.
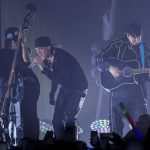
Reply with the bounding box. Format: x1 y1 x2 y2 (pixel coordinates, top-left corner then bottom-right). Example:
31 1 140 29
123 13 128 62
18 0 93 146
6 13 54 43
22 47 30 63
19 30 30 63
96 40 121 77
144 50 150 81
32 57 56 81
96 49 110 71
96 41 118 71
34 58 58 105
41 65 55 80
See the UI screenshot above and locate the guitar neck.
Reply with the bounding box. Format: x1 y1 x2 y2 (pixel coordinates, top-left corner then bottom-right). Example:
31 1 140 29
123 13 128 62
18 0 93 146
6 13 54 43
132 68 150 74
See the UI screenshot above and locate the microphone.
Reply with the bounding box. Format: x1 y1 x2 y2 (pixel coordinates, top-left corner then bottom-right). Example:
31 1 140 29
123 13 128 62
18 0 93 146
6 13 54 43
28 62 36 69
28 56 45 69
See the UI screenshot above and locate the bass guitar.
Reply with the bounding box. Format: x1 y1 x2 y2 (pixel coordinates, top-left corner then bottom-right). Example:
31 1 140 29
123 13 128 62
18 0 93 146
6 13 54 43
0 3 37 146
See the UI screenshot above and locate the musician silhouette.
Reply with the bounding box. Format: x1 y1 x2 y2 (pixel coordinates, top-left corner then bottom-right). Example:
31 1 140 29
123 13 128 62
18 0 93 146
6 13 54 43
96 22 150 136
0 27 40 145
32 36 88 140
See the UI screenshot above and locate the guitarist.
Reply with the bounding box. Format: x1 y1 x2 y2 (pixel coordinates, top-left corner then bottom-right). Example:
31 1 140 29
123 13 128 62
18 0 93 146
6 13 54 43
96 22 150 137
32 36 88 140
0 27 40 144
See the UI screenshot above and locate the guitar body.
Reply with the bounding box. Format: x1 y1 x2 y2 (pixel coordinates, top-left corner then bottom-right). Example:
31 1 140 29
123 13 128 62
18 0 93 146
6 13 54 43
100 58 140 91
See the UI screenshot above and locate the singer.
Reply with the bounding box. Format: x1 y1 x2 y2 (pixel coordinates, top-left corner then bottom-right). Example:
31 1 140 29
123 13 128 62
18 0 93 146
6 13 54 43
95 22 150 136
33 36 88 140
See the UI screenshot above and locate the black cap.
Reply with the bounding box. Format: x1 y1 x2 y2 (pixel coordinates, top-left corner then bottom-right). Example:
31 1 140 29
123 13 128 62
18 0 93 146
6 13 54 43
4 27 19 41
126 23 142 37
35 36 51 48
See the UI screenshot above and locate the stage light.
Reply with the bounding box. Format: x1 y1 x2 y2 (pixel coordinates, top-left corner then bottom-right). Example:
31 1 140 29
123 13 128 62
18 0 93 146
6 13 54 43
39 121 53 133
40 121 83 134
90 119 110 133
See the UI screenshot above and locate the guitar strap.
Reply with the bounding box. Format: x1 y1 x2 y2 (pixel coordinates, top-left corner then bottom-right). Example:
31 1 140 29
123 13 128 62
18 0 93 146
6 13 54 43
139 42 145 69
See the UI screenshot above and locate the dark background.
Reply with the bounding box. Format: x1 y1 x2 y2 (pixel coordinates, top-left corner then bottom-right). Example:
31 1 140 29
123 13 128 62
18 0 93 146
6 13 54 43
1 0 150 145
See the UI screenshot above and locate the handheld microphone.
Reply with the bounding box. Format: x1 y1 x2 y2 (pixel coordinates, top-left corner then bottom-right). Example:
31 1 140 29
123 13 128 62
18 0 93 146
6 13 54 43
28 56 45 69
28 62 36 69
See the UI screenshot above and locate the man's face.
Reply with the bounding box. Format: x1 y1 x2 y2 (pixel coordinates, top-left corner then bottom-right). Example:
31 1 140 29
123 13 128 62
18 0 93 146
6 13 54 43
35 46 50 60
11 40 18 49
127 33 142 46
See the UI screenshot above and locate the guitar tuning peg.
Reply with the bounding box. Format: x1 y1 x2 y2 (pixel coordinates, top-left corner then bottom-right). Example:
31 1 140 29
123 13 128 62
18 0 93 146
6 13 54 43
26 3 37 13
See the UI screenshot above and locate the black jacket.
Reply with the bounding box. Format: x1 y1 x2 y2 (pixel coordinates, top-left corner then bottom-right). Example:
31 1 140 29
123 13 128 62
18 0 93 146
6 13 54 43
42 48 88 92
96 36 150 94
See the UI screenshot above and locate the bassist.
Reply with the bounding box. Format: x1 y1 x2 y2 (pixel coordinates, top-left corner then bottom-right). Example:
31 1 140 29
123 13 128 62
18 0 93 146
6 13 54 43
0 27 40 146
